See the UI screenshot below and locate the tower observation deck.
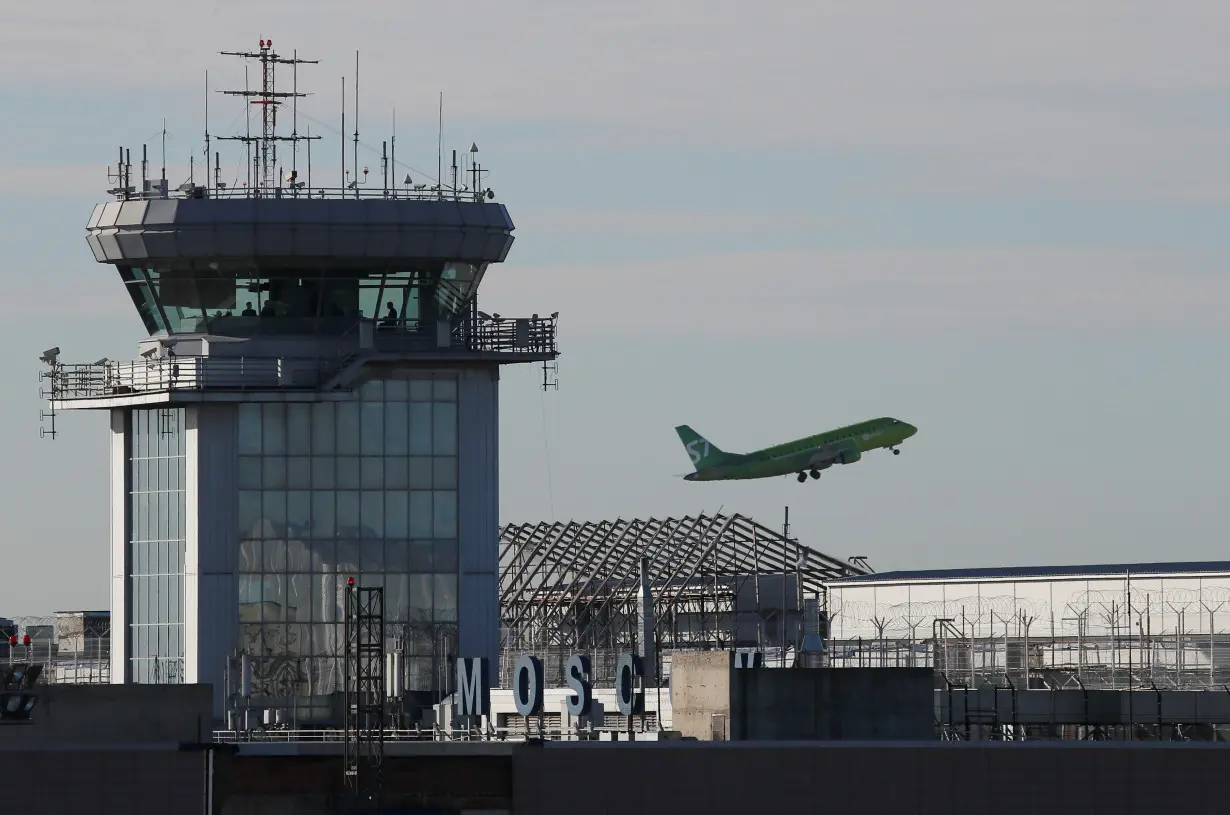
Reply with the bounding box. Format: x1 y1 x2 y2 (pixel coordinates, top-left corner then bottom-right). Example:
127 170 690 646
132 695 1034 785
42 41 558 722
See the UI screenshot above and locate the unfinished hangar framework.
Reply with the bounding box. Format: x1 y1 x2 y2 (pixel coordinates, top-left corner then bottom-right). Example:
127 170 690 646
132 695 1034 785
498 512 869 686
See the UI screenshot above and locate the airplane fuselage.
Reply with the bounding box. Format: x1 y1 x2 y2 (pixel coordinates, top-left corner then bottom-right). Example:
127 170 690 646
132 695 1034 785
681 417 917 482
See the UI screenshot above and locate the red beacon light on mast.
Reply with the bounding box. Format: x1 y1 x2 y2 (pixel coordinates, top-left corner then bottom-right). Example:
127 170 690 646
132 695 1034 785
347 576 355 587
21 635 30 647
6 635 14 647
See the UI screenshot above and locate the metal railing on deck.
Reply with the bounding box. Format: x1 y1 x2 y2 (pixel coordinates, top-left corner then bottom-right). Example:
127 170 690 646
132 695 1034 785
48 313 557 401
461 313 557 356
215 727 439 744
212 722 655 744
120 184 496 205
367 312 557 356
50 357 330 401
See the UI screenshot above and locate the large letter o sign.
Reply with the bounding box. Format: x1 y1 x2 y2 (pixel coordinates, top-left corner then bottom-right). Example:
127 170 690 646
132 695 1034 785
513 654 544 716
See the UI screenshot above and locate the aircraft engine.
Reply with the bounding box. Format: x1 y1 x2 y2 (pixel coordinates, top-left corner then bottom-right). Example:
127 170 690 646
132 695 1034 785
839 448 862 465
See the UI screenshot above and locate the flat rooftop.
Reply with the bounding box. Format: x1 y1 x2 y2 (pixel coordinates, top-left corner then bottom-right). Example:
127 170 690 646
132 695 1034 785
833 560 1230 584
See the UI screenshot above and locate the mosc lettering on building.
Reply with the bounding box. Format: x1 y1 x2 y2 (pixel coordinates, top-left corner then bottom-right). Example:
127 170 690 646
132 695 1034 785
454 650 766 718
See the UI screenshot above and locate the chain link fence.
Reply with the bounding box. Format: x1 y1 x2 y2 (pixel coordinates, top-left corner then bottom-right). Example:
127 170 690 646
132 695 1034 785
1 614 111 684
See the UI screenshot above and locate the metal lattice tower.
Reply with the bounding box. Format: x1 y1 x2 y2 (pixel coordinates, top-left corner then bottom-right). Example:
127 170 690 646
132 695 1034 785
218 39 320 194
343 581 385 808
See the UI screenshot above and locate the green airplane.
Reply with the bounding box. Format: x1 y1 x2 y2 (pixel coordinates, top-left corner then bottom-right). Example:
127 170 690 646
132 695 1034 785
676 417 917 483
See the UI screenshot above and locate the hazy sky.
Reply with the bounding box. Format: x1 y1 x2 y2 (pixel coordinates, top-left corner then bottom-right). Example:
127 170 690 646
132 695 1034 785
4 2 1230 615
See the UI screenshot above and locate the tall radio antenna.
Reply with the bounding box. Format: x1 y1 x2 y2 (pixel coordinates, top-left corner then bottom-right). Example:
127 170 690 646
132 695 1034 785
217 39 320 195
437 92 443 199
353 51 359 199
159 118 167 193
341 76 345 189
291 49 299 180
203 70 211 190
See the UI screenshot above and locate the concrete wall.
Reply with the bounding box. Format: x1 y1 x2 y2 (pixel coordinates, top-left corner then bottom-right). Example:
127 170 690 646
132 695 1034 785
671 653 933 741
938 686 1230 728
670 652 732 739
216 747 516 814
0 749 207 814
515 741 1228 815
0 683 213 748
731 668 934 741
6 732 1228 814
0 684 212 811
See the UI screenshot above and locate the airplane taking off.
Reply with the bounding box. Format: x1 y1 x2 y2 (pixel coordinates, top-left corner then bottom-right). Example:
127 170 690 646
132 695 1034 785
676 417 917 483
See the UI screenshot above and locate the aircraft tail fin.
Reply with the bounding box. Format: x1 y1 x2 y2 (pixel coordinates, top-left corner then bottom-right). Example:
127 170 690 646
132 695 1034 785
675 425 732 470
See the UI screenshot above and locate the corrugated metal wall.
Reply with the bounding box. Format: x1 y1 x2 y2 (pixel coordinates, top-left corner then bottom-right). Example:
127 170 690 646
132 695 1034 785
458 365 501 686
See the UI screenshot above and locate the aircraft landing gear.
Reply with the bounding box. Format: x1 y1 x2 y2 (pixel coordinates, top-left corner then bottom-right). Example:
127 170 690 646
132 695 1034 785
796 472 807 483
891 447 900 456
809 469 821 479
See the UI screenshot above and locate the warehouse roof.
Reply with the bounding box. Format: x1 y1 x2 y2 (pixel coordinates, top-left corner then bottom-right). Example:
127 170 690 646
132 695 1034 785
832 561 1230 584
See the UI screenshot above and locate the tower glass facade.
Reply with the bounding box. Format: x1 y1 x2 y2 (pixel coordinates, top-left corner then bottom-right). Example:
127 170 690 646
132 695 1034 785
127 407 187 684
236 375 460 715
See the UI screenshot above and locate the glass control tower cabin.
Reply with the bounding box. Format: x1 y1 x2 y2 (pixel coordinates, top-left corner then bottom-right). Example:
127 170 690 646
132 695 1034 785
44 42 558 722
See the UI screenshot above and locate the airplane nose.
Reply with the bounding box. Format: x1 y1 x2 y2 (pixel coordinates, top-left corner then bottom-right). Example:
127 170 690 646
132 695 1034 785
904 423 917 437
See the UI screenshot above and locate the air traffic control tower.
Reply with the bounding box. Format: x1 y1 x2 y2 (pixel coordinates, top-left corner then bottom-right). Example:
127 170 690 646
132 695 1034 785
41 42 557 720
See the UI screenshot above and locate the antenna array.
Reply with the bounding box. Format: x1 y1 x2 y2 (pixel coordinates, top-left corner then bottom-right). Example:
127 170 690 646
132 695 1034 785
102 41 501 204
218 40 321 194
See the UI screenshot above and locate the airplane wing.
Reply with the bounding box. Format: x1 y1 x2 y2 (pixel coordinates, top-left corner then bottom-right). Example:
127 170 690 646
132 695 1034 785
777 440 862 472
767 448 832 473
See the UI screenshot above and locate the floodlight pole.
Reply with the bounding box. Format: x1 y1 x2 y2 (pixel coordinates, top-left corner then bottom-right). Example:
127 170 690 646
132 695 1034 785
781 506 790 667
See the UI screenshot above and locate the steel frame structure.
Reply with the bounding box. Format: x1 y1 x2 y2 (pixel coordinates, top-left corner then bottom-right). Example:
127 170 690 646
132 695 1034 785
499 512 868 684
343 583 385 808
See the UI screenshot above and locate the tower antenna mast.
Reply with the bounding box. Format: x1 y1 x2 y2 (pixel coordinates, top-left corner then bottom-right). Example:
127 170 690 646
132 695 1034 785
218 39 320 195
291 49 299 184
160 119 167 195
353 51 359 199
437 92 443 199
203 70 211 191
